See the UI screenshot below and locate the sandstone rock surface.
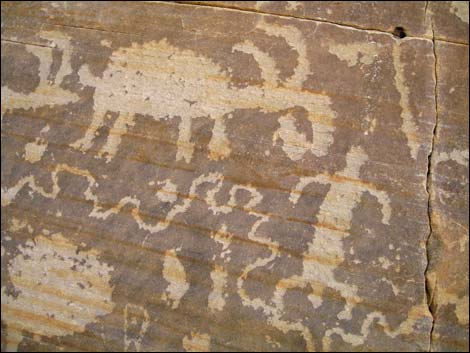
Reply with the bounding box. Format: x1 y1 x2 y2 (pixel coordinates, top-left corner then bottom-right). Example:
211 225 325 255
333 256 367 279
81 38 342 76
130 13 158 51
1 1 468 352
427 40 469 352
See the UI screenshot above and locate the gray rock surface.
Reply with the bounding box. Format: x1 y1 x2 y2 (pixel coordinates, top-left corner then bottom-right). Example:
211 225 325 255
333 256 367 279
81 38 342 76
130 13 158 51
1 1 468 351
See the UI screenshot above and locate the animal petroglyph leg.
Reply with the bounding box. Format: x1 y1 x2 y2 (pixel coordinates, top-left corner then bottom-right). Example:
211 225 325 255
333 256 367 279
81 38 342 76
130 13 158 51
208 115 231 161
176 115 195 163
97 111 136 162
124 304 150 352
70 109 108 152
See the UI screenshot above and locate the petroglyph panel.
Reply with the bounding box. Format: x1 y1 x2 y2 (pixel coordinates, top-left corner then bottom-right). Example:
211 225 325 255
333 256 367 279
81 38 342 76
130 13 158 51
1 1 466 352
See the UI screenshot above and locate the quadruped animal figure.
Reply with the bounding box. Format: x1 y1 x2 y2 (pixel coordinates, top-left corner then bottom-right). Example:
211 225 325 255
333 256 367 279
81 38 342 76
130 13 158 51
67 19 336 163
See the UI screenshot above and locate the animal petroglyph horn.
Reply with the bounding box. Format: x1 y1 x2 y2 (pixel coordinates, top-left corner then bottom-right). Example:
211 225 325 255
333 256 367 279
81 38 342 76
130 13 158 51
70 21 336 163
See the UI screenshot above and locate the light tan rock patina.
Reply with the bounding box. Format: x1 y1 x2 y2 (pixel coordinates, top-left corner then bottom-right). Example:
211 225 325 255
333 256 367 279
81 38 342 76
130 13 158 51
1 1 467 352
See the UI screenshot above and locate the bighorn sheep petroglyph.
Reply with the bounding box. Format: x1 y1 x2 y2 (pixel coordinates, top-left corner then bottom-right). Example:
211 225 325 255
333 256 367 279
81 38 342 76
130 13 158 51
70 20 336 163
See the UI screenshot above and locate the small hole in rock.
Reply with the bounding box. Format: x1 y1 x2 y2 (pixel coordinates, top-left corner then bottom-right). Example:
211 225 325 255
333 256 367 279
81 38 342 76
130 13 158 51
393 27 407 38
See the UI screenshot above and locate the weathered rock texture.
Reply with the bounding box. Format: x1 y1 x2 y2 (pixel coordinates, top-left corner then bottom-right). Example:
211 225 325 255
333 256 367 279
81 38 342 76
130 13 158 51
179 1 433 37
427 41 469 351
179 1 469 43
0 1 468 352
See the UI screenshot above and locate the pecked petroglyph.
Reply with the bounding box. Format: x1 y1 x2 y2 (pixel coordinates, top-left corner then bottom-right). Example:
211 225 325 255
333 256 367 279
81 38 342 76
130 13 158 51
1 165 235 241
0 153 391 351
1 233 114 352
154 179 179 203
1 30 79 121
211 224 233 261
322 304 431 350
289 146 390 322
392 41 420 161
208 264 229 312
124 303 150 352
273 113 315 161
236 184 313 350
1 163 95 208
236 186 280 317
328 42 381 67
1 1 446 351
450 1 469 24
208 224 233 312
0 164 252 254
23 138 48 164
236 146 392 351
161 248 189 309
97 111 136 163
70 20 336 163
1 148 397 352
434 148 469 167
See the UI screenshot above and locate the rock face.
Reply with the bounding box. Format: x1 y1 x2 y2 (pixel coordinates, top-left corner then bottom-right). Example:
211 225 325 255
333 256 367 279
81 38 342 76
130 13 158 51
0 1 468 352
427 41 469 352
